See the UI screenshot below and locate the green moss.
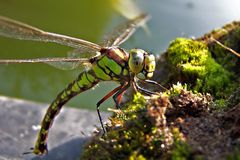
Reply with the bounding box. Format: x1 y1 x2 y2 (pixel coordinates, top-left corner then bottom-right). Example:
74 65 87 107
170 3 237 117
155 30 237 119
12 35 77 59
169 141 192 160
167 38 209 77
165 82 188 97
210 27 240 72
81 93 175 159
171 128 190 160
195 57 232 97
167 38 232 99
210 41 237 70
214 99 227 110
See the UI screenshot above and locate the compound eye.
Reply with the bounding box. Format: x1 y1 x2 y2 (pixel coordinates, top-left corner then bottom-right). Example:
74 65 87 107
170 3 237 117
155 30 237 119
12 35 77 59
144 54 156 72
128 49 144 74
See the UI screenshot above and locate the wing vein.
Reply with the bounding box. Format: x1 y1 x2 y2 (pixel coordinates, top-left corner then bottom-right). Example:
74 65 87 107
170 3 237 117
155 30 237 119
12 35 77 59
0 16 102 50
0 58 89 64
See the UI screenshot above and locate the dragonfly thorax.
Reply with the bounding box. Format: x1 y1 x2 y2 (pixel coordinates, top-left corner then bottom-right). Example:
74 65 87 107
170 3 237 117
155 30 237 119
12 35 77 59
128 49 156 80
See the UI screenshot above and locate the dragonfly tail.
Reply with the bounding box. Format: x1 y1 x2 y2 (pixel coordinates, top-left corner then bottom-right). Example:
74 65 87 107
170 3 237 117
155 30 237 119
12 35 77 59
33 70 99 155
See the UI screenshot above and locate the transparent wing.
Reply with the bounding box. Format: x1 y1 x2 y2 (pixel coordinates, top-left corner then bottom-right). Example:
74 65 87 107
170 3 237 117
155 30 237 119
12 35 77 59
0 57 92 70
62 46 101 70
112 0 143 21
102 14 150 47
45 58 93 70
0 16 102 50
67 45 100 59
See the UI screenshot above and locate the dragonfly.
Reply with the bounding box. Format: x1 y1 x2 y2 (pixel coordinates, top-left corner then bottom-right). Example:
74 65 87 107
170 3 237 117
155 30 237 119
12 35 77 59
0 14 163 155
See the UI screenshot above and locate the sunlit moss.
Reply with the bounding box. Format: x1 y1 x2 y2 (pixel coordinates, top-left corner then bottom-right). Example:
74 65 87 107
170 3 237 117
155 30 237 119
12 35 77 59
165 82 188 97
167 38 233 99
167 38 209 77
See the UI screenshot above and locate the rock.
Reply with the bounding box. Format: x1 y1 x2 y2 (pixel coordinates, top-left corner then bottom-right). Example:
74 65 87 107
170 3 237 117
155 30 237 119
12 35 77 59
0 96 110 160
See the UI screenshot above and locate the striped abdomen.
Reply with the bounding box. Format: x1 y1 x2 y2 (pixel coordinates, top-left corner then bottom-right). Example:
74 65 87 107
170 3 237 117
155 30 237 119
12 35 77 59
33 70 99 154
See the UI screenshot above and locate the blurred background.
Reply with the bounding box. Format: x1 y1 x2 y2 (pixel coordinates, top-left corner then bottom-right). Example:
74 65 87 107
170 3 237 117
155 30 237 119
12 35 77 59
0 0 239 110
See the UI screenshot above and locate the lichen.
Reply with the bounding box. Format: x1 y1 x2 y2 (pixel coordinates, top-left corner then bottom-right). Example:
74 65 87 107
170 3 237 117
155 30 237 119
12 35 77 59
167 38 233 99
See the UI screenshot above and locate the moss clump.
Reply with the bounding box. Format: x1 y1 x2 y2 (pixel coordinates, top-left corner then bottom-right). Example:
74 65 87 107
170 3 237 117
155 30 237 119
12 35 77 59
167 38 232 99
81 89 209 159
209 28 240 74
164 82 188 97
81 93 182 159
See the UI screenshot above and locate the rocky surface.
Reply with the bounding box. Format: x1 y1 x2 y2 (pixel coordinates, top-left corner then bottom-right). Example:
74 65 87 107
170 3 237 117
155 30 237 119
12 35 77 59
0 96 110 160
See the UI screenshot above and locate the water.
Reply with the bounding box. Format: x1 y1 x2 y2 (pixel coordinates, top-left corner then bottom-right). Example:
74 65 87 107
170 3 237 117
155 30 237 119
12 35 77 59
0 0 239 110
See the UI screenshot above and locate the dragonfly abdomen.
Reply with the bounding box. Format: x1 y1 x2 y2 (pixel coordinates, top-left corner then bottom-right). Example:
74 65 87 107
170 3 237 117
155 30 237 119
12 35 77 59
33 70 99 154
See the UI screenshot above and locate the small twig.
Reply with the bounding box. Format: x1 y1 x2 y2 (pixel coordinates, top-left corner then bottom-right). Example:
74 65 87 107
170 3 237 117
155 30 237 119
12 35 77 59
210 37 240 58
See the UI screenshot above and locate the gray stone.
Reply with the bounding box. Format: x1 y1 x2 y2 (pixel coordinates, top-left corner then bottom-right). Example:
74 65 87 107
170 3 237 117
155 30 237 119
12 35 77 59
0 96 110 160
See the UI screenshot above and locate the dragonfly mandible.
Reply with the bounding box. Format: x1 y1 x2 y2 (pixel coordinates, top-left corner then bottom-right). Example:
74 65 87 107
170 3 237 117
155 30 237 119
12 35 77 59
0 14 163 155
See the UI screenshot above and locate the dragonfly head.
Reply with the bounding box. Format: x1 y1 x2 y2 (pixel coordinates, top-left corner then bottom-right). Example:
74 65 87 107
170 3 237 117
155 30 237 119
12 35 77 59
128 49 156 80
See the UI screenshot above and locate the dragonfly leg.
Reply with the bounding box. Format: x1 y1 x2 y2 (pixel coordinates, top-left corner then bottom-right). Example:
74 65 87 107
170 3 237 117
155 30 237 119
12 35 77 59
96 85 123 134
135 82 156 96
144 79 167 91
113 82 131 109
